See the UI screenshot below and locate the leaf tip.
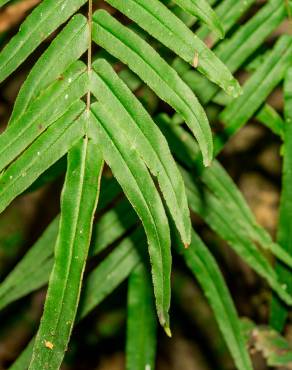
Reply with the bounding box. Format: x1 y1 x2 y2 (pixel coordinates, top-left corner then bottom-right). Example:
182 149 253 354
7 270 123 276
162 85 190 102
226 80 243 98
218 25 225 40
203 157 212 167
164 325 172 337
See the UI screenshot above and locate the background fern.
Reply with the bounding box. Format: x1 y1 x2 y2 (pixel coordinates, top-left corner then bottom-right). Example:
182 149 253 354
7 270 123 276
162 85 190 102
0 0 292 369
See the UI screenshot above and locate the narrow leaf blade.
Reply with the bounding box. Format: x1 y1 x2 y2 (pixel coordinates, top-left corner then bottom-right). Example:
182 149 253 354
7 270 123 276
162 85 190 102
29 138 104 370
172 0 224 38
126 264 157 370
90 106 172 330
0 0 87 82
0 61 88 173
0 103 86 213
270 67 292 331
9 14 89 125
178 230 253 370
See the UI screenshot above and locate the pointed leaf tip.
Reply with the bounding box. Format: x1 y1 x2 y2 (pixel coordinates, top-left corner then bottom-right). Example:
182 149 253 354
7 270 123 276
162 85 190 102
164 326 172 338
227 80 243 98
203 157 212 168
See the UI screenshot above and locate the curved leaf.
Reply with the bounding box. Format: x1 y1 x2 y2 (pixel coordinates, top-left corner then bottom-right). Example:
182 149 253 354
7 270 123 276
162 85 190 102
172 0 224 38
0 217 58 311
10 230 142 370
91 58 191 245
104 0 239 97
182 168 292 306
0 103 86 214
0 61 87 173
181 0 287 105
9 14 89 125
178 230 253 370
0 189 131 311
196 0 255 46
219 35 292 149
256 104 284 139
0 0 87 83
78 229 143 320
159 114 292 270
90 104 172 331
92 9 213 166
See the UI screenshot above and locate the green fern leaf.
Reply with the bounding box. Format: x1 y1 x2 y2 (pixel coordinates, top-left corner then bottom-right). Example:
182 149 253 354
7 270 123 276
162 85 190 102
0 62 87 173
90 104 171 331
172 0 224 38
0 106 85 213
9 14 89 125
0 187 133 311
178 230 253 370
256 104 284 139
181 0 288 105
103 0 239 97
196 0 255 46
77 229 143 319
0 0 88 82
183 168 292 306
270 67 292 332
29 138 104 369
219 35 292 150
126 263 157 370
92 9 213 166
9 230 143 370
91 59 191 245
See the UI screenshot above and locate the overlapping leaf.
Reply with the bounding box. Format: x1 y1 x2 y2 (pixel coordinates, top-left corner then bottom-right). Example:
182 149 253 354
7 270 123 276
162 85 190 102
1 1 290 370
103 0 238 97
91 58 191 245
0 62 88 173
9 14 89 125
0 186 134 310
92 9 213 166
172 0 224 38
89 105 171 332
9 230 143 370
0 0 87 82
0 105 86 213
157 115 292 305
